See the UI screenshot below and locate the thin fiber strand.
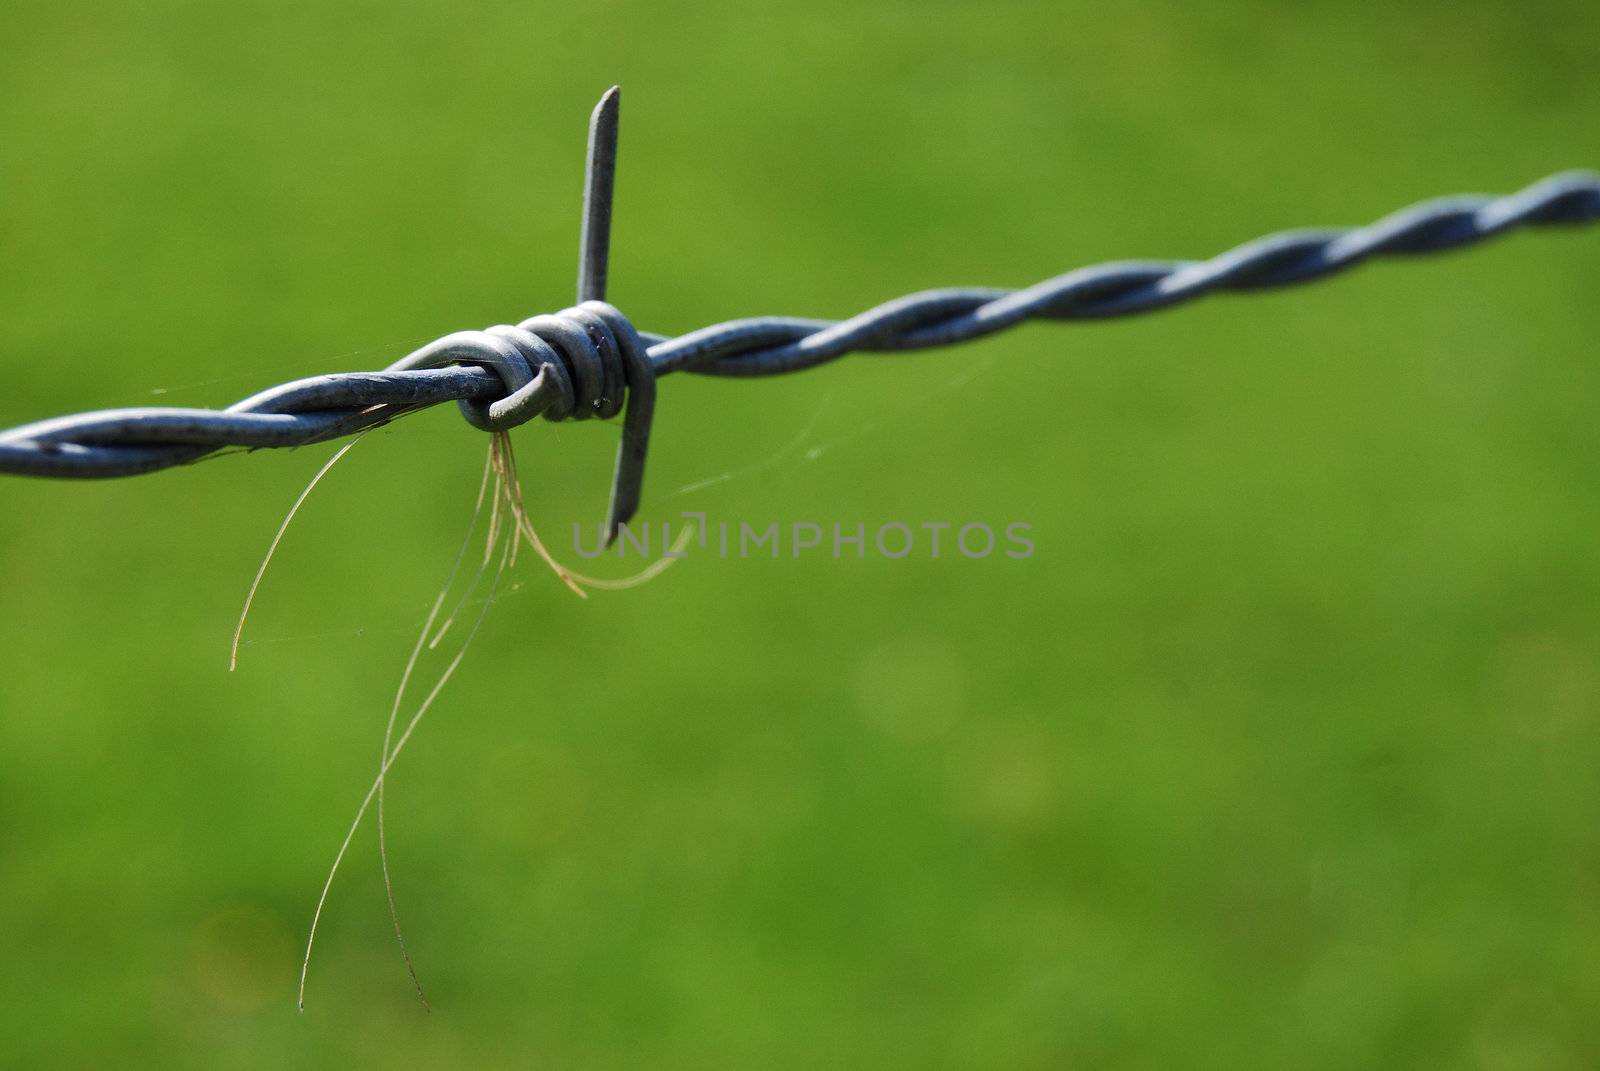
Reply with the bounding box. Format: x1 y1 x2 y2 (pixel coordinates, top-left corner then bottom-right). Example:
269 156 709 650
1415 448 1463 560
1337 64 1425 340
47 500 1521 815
299 474 514 1011
230 435 366 671
374 447 495 1009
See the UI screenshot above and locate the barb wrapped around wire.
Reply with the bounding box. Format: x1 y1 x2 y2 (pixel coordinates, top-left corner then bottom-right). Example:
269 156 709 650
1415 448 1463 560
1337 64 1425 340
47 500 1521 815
0 83 1596 538
386 300 655 540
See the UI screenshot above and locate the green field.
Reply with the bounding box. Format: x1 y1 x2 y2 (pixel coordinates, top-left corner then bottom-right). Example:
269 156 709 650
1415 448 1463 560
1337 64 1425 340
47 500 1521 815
2 1 1598 1066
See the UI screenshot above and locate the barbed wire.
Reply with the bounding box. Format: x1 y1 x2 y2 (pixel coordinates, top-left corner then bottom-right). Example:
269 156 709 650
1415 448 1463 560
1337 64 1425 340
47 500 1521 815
1 85 1596 539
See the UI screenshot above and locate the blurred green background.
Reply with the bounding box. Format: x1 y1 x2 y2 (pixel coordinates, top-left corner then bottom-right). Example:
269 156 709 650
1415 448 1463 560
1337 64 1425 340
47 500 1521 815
2 1 1598 1066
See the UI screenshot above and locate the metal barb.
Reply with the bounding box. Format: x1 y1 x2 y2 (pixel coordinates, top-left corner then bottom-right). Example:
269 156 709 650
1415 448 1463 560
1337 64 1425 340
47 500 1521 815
572 85 654 545
577 86 620 305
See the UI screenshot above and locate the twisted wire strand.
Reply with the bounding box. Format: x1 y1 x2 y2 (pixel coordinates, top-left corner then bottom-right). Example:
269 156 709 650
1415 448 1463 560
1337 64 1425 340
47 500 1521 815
1 169 1596 481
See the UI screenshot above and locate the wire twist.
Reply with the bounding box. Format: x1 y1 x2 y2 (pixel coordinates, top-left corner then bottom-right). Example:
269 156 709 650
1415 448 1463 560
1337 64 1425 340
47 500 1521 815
648 170 1600 376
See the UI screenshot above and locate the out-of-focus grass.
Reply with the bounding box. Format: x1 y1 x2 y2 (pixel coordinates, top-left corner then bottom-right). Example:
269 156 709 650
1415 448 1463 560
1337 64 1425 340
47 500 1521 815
1 1 1598 1066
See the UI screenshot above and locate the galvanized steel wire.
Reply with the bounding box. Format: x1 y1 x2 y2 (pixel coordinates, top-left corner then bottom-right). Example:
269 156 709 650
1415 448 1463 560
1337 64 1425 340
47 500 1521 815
0 87 1596 533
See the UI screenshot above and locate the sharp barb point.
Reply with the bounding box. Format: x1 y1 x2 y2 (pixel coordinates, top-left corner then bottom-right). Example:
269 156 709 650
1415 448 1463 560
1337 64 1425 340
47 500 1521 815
577 86 621 305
